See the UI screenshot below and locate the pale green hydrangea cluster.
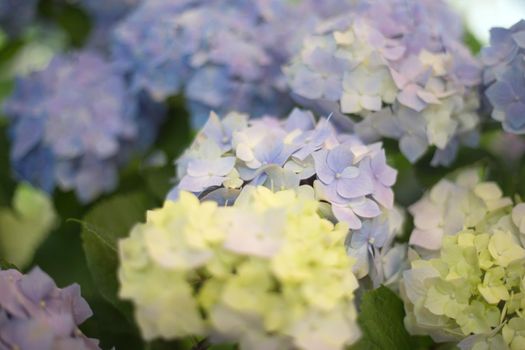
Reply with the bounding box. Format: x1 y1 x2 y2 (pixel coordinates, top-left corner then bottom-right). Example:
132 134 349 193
402 199 525 350
118 186 360 350
409 168 512 252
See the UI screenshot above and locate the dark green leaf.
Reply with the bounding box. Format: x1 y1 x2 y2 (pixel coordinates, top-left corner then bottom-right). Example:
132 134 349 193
160 96 194 160
0 120 15 208
350 286 431 350
144 166 175 201
413 146 495 189
79 191 156 318
38 0 91 47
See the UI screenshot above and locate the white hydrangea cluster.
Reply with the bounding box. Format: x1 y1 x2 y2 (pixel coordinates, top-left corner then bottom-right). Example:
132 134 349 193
118 186 361 350
402 200 525 349
409 168 512 252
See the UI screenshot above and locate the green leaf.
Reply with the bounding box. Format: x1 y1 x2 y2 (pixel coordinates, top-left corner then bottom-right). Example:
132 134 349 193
0 120 16 207
161 96 194 160
0 183 57 268
464 30 482 54
38 0 91 47
144 166 175 201
350 286 432 350
79 191 156 319
146 338 237 350
0 258 17 270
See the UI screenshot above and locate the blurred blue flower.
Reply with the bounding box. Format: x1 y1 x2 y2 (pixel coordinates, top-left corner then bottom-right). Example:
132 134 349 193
0 0 37 37
483 20 525 134
0 267 100 350
4 51 164 203
112 0 355 128
81 0 141 20
80 0 142 48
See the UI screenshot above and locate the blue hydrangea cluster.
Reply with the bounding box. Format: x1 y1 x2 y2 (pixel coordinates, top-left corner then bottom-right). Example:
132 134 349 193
80 0 142 48
285 0 481 165
80 0 141 20
0 0 38 37
112 0 356 127
4 51 164 203
483 20 525 134
0 267 100 350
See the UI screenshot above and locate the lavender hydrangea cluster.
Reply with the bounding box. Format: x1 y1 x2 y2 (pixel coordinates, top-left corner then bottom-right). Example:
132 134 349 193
172 109 397 230
112 0 356 127
482 20 525 134
4 51 164 203
285 0 481 165
0 0 38 37
0 267 100 350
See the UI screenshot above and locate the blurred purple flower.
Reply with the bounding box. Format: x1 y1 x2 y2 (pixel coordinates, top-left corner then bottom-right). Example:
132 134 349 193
486 66 525 133
483 20 525 134
112 0 356 128
0 267 99 350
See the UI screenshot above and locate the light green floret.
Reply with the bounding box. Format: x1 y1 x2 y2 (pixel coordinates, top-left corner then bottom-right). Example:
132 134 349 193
118 186 361 350
402 201 525 350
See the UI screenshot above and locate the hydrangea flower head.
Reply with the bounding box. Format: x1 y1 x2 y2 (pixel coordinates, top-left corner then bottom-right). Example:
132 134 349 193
409 168 512 251
172 109 397 231
4 51 164 203
118 186 361 350
0 267 100 350
80 0 142 48
401 198 525 349
483 20 525 134
285 0 481 164
112 0 356 127
172 108 405 287
346 205 407 288
0 0 38 37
